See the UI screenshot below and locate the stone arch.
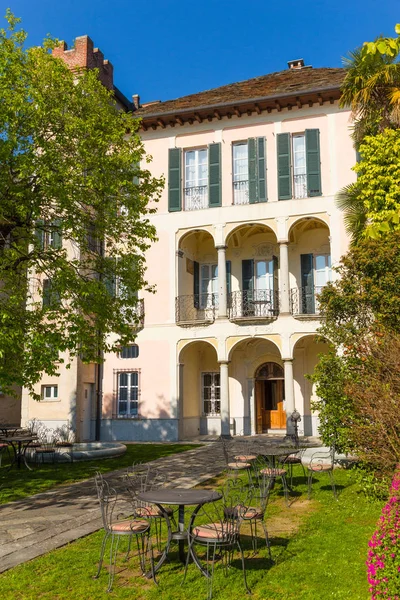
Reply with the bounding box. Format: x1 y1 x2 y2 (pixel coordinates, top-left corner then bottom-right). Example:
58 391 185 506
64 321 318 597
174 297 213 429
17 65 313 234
288 215 331 243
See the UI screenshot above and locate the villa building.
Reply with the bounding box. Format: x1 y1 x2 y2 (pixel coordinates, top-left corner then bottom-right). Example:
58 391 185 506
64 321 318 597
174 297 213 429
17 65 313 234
18 43 355 441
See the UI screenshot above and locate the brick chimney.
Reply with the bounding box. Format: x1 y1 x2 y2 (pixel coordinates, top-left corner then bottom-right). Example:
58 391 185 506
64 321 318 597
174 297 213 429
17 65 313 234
53 35 114 90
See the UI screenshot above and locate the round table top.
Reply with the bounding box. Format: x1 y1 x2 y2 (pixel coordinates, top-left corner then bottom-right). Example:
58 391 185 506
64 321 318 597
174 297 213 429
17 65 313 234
138 488 222 506
260 447 301 457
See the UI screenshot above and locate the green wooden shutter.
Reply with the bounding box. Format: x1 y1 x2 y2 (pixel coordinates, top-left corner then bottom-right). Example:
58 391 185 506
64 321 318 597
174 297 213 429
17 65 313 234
51 219 62 249
168 148 182 212
42 279 51 307
248 138 257 204
305 129 322 197
208 143 221 207
242 260 254 293
105 258 117 298
226 260 231 308
277 133 292 200
193 260 200 308
35 219 45 250
272 255 279 314
300 254 315 314
257 137 267 202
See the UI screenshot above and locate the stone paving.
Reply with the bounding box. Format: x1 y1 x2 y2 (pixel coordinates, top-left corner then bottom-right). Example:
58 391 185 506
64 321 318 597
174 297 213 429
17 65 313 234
0 443 226 573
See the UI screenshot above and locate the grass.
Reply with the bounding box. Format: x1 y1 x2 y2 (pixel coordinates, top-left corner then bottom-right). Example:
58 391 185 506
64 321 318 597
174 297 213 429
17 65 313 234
0 443 200 504
0 465 381 599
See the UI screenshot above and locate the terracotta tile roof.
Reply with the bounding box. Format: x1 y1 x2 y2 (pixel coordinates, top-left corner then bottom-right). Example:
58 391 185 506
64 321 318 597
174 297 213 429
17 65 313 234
135 67 345 118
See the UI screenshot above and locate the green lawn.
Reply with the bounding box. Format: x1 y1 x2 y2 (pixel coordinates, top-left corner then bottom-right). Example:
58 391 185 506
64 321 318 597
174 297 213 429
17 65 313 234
0 466 381 599
0 443 199 504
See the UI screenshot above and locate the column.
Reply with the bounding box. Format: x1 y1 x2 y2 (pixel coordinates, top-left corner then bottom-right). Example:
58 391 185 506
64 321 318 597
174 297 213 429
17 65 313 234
219 361 231 437
177 363 184 441
283 358 295 433
216 245 227 318
279 241 290 314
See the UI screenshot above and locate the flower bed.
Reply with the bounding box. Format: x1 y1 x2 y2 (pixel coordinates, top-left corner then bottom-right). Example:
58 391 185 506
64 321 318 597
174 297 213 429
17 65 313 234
367 466 400 598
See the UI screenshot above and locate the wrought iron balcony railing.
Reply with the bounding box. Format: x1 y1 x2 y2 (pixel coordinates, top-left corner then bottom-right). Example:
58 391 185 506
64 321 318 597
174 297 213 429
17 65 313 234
290 286 325 316
184 185 208 211
228 290 279 320
123 298 145 330
293 173 307 199
176 294 216 325
233 180 249 205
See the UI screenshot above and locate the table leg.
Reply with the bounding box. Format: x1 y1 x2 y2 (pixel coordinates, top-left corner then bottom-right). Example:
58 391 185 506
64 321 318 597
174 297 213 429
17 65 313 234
178 504 186 563
144 504 172 577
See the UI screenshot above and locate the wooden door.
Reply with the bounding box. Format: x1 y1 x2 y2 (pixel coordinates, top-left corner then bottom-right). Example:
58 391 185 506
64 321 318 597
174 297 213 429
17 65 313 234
255 379 286 431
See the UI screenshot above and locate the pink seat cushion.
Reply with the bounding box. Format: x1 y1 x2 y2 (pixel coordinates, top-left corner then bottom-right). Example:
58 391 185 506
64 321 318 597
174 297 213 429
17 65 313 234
308 464 333 472
136 505 173 518
0 444 8 449
193 523 229 540
243 507 264 520
234 455 257 461
260 468 286 477
228 462 251 469
111 519 149 533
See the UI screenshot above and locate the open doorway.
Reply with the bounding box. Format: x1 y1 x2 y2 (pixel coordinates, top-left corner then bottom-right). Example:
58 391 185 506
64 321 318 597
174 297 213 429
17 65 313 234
255 362 285 432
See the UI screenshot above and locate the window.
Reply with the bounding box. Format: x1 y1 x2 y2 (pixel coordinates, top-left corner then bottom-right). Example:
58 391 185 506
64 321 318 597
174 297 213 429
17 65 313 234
42 279 60 308
200 263 218 308
277 130 321 200
119 345 139 359
232 138 266 204
35 220 62 250
184 148 208 210
292 134 307 199
241 258 278 317
300 253 332 314
41 385 58 401
232 143 249 204
202 372 220 416
117 371 139 417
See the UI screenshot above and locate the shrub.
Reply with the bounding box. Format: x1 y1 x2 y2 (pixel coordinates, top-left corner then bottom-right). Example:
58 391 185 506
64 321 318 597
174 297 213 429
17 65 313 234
367 466 400 598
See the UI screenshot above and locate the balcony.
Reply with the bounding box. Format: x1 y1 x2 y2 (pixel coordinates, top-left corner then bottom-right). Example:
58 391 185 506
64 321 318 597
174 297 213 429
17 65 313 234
184 185 208 211
233 180 249 205
228 290 279 321
293 173 307 199
290 287 324 317
128 299 145 331
176 294 216 325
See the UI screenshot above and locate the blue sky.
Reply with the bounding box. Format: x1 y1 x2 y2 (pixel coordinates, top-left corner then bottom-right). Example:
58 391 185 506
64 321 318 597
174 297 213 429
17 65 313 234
5 0 400 104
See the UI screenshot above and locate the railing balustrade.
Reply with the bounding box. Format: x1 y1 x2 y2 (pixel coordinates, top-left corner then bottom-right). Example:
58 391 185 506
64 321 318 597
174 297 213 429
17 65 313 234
175 294 216 324
293 173 307 199
290 286 325 315
228 290 279 320
184 186 208 211
233 180 249 205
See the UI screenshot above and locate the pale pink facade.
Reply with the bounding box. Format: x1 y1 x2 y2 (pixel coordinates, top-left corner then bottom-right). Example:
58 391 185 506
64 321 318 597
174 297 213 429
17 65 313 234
19 59 355 441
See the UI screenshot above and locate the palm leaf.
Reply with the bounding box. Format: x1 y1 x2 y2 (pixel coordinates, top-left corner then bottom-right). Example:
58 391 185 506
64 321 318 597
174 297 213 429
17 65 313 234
336 183 368 242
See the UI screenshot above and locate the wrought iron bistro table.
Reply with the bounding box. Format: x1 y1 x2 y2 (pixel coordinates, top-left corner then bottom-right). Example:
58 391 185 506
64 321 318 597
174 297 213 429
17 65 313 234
262 446 301 467
137 488 222 574
2 435 35 470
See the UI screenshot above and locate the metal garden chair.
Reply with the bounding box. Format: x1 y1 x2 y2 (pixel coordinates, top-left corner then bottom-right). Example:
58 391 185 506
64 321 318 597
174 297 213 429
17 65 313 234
307 447 337 500
94 472 155 592
183 479 252 600
219 436 253 484
254 454 290 507
124 463 176 551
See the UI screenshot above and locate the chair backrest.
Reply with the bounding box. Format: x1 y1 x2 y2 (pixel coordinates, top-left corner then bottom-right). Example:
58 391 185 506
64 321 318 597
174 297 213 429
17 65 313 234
95 472 117 532
309 447 335 469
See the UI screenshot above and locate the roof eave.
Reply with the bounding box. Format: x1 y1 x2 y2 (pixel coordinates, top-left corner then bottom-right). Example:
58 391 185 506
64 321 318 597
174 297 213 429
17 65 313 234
137 83 342 122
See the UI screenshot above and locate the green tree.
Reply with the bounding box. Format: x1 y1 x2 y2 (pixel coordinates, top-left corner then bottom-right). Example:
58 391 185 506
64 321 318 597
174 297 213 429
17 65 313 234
0 12 163 398
337 24 400 242
312 231 400 483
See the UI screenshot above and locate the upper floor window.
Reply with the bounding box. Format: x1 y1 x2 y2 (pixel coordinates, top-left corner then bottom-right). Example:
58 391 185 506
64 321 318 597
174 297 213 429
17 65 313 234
277 129 322 200
42 279 60 308
41 385 58 401
184 149 208 210
232 143 249 205
119 344 139 359
35 220 62 250
168 144 221 212
232 138 266 205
